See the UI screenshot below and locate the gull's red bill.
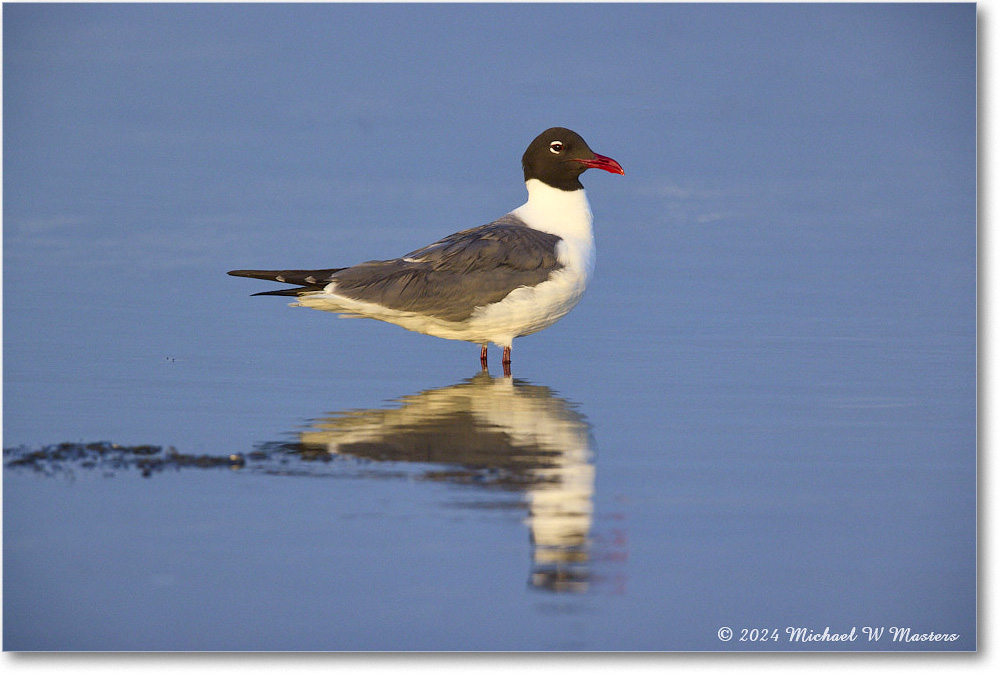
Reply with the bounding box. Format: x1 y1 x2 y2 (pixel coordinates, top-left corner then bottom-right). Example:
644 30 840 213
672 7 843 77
573 152 624 175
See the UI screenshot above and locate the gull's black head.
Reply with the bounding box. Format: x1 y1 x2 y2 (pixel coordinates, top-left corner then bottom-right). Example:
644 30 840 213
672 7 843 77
521 127 624 191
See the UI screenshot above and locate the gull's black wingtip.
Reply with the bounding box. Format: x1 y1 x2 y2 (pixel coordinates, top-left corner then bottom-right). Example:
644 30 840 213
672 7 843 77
251 288 306 297
228 268 344 284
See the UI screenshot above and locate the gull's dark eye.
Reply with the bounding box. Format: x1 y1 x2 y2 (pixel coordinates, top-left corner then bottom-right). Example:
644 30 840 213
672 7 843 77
549 141 564 154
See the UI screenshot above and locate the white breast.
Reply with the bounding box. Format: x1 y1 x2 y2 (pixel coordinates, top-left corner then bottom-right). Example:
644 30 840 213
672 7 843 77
467 180 596 346
510 179 595 278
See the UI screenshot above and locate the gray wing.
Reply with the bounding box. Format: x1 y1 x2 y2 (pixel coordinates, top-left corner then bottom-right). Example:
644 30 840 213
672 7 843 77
331 214 564 322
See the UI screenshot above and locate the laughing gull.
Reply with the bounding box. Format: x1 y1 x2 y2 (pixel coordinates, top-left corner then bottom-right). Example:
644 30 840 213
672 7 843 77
229 127 623 371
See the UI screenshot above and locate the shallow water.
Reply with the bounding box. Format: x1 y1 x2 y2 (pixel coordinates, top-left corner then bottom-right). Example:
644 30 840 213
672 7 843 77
3 3 976 651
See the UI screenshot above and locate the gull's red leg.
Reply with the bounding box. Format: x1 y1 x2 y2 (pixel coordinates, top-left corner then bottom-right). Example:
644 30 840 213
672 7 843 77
480 344 489 370
501 345 511 377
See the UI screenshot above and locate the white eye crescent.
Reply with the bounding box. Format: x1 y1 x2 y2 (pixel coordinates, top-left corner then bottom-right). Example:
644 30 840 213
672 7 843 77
549 141 564 154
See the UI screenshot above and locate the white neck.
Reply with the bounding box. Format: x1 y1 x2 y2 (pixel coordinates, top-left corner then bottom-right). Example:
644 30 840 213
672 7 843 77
511 179 593 242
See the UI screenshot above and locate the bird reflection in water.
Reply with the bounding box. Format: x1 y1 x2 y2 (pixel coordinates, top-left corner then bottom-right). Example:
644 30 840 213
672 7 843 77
271 371 595 593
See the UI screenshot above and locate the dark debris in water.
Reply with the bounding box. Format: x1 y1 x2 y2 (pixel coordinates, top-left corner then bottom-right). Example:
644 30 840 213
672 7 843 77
4 442 248 478
3 441 526 489
6 440 573 495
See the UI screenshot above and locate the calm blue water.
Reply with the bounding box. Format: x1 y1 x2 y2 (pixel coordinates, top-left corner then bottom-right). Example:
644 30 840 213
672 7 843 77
3 3 976 651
